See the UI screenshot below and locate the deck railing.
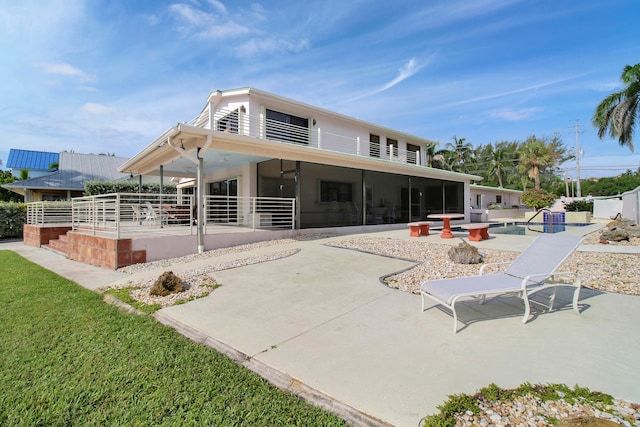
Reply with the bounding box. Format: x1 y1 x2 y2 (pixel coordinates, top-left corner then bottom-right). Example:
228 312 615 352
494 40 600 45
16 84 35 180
25 201 73 225
192 107 423 166
26 193 295 238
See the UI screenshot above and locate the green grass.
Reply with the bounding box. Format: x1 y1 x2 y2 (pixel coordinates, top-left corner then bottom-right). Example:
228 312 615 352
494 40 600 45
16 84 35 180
0 250 346 426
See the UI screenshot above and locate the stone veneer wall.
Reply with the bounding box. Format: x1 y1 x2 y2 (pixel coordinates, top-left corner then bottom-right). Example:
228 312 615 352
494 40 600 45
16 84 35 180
23 224 72 247
66 232 146 269
22 225 146 269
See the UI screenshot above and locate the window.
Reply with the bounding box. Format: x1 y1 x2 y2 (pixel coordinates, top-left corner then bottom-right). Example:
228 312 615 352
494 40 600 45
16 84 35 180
407 143 420 164
369 134 380 158
496 195 502 204
265 109 309 144
320 180 353 203
387 138 398 158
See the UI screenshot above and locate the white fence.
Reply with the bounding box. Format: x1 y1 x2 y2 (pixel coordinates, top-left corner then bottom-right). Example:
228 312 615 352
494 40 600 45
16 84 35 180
26 193 296 238
622 186 640 224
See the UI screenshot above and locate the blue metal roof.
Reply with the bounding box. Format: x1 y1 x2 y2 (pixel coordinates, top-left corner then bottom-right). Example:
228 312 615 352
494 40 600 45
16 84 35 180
6 149 59 171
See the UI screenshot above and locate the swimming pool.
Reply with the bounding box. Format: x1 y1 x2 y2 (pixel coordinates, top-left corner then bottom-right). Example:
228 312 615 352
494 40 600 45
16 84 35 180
484 222 592 235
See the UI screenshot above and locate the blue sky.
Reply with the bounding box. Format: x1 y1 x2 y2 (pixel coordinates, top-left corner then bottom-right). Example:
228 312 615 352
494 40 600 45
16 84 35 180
1 0 639 178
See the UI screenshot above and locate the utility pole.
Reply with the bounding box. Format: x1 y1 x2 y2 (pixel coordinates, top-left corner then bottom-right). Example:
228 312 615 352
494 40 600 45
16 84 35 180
574 120 582 198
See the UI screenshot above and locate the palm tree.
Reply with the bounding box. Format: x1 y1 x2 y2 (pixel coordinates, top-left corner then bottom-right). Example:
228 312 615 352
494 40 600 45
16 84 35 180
518 136 564 190
445 136 472 172
486 143 509 188
425 143 446 168
593 63 640 152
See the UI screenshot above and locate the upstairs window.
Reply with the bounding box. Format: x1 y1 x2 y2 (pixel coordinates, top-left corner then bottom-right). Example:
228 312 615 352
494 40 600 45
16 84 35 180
369 134 380 158
265 109 309 145
387 138 398 158
407 143 420 164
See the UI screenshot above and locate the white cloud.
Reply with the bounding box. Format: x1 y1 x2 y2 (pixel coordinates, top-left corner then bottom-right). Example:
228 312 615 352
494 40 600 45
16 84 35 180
205 0 228 15
379 58 424 92
346 57 430 102
237 37 310 57
198 21 252 39
490 107 542 121
442 76 579 108
82 103 116 115
168 2 251 38
35 62 94 82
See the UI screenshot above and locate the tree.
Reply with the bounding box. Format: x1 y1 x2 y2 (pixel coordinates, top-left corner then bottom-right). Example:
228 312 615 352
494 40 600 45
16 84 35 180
518 135 569 190
445 136 472 172
593 63 640 152
485 142 515 188
0 170 20 202
425 143 447 168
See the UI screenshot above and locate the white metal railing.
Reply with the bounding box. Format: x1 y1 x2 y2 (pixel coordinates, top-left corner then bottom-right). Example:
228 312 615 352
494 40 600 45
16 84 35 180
205 195 296 230
71 193 195 238
201 107 422 167
26 201 73 225
27 193 295 238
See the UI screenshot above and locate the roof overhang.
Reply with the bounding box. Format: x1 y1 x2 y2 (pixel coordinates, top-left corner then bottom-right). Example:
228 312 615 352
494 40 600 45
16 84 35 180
120 124 482 182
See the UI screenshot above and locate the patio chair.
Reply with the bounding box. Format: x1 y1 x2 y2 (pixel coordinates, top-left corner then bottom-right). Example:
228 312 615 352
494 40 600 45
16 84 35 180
143 202 159 224
131 204 143 222
420 234 584 333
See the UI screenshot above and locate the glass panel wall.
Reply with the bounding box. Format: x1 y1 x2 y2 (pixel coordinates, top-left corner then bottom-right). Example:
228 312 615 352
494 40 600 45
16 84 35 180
257 158 465 228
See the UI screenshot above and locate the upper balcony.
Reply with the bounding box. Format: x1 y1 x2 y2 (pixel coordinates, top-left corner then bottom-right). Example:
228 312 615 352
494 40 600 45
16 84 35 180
188 103 424 167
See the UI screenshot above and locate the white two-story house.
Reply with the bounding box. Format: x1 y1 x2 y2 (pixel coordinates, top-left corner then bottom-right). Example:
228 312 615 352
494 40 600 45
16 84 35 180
120 87 481 229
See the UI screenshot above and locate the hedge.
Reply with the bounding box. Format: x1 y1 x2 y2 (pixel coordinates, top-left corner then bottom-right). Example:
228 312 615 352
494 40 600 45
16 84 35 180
84 181 177 196
0 202 26 239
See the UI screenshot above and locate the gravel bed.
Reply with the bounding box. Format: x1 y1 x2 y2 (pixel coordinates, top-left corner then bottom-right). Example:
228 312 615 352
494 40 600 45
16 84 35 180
328 233 640 296
106 247 300 307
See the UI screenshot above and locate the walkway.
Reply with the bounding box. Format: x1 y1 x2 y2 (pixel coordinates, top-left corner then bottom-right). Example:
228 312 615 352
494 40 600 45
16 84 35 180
2 227 640 427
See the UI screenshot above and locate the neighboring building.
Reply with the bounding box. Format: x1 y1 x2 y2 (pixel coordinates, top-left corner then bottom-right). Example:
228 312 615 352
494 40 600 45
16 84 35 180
470 184 523 209
120 87 482 229
3 152 130 201
6 149 59 179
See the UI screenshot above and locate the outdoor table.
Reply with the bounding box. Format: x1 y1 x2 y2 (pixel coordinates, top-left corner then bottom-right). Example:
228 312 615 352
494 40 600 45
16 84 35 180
427 213 465 238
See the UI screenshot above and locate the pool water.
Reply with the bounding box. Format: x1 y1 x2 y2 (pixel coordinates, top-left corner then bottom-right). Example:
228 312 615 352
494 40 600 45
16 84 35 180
486 222 591 235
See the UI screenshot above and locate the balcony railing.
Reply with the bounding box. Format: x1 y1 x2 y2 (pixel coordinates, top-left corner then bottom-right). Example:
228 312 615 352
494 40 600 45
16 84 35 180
190 106 424 167
26 193 295 239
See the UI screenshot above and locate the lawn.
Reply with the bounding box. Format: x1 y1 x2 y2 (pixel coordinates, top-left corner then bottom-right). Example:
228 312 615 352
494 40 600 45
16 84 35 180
0 250 345 426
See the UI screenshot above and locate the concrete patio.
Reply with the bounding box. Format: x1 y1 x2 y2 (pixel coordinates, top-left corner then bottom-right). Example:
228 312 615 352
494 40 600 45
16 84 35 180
3 226 639 427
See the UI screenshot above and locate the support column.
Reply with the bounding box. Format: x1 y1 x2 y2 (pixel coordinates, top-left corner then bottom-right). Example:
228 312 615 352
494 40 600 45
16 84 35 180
197 148 205 254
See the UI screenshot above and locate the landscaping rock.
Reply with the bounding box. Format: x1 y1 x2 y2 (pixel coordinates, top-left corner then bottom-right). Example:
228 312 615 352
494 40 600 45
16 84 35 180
600 228 630 242
150 271 185 296
599 218 640 242
448 239 483 264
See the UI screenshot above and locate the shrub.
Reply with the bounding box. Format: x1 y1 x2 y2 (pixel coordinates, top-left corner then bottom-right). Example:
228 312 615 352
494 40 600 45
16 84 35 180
0 202 26 238
84 180 177 196
564 200 594 213
521 189 556 210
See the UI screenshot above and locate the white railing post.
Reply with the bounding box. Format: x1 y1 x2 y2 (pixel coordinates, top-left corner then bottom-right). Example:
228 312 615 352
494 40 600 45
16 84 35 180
356 136 361 156
317 128 322 149
116 193 121 239
291 199 296 229
252 198 257 230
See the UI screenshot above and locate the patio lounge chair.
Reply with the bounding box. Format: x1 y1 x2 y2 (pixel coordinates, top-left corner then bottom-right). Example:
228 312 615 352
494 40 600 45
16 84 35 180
420 234 583 332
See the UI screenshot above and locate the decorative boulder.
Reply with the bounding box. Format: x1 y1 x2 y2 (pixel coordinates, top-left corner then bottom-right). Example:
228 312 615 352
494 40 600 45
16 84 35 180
599 228 629 242
150 271 185 296
448 239 483 264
